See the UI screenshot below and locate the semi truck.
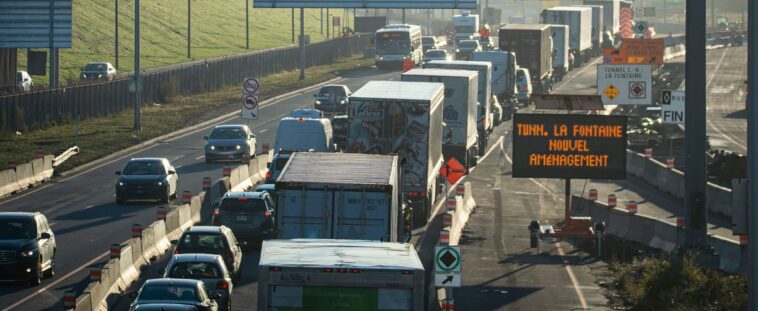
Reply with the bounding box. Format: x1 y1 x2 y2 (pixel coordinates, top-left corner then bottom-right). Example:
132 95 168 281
347 81 444 226
424 60 494 155
498 24 553 94
452 11 480 45
575 4 605 56
274 152 404 242
584 0 620 38
257 239 425 311
549 25 570 80
542 6 592 65
401 69 479 169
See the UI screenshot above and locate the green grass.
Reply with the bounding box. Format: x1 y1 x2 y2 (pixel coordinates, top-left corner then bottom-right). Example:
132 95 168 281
17 0 355 85
0 56 373 172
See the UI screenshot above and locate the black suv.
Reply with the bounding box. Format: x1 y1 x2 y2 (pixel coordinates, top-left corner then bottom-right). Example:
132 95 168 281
172 226 244 282
211 192 276 244
0 212 56 285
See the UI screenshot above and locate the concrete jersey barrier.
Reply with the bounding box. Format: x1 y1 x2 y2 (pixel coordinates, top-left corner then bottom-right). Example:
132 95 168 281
0 169 19 197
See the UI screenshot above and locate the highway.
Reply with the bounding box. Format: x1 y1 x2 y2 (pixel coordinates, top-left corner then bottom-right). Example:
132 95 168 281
704 45 747 154
0 68 397 310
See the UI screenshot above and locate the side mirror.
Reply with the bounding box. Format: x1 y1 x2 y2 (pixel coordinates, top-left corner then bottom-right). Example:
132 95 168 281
40 232 51 239
168 170 176 175
170 240 178 245
115 171 121 175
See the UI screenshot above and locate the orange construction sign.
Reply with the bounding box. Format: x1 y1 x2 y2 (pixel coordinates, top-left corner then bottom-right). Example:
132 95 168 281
440 157 466 185
622 38 664 64
603 48 626 64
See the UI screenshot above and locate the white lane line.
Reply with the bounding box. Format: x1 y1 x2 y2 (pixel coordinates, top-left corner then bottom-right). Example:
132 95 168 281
82 205 94 210
553 57 602 92
258 128 268 133
503 151 562 201
195 155 205 160
705 47 747 150
0 250 110 311
555 243 589 310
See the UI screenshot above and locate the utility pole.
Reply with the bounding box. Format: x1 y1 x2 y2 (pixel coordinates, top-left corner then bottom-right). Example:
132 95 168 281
747 0 758 308
133 0 141 131
291 8 295 43
710 0 715 27
402 9 405 24
115 0 119 68
187 0 191 58
299 8 305 80
327 9 330 38
48 0 57 88
245 0 249 49
684 0 706 247
321 8 323 35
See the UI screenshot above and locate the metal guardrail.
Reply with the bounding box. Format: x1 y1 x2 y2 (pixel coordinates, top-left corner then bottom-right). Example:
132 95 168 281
53 146 79 167
0 34 371 132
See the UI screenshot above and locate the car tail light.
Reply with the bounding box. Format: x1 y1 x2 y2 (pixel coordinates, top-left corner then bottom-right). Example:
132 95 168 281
350 268 361 273
265 171 272 179
482 118 487 126
213 209 220 216
269 267 282 272
217 281 229 289
401 270 414 275
523 85 529 91
237 197 248 201
264 211 271 217
323 268 334 273
174 248 180 254
337 268 348 273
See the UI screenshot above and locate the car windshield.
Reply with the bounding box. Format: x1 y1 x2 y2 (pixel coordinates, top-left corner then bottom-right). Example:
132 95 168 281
0 219 35 239
426 50 446 58
422 37 434 44
318 87 346 97
219 198 267 214
138 284 199 302
168 262 222 279
331 118 348 132
210 127 246 139
84 63 107 71
460 41 478 48
517 70 526 81
179 233 228 251
122 160 165 175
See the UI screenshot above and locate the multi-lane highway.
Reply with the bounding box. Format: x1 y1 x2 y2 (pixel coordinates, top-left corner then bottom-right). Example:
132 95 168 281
0 68 397 310
704 45 747 154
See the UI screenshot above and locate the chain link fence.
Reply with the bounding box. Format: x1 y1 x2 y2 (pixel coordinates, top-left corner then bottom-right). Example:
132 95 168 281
0 34 371 132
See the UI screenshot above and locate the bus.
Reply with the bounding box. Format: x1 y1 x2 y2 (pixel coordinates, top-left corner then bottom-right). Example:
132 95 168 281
375 24 423 69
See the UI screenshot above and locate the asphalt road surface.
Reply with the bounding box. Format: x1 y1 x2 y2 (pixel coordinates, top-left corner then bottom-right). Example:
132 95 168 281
0 68 397 311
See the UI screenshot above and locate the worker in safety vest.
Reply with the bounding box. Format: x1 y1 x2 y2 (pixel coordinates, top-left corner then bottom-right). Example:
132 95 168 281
479 24 491 39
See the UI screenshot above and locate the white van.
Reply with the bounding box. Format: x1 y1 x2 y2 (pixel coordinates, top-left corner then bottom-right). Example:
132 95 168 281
267 117 335 183
516 68 533 106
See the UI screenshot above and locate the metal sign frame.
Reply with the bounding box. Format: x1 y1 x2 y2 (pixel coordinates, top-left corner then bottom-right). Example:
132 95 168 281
253 0 477 9
0 0 73 48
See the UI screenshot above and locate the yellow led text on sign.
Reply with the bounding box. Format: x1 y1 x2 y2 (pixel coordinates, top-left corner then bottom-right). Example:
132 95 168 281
515 123 623 169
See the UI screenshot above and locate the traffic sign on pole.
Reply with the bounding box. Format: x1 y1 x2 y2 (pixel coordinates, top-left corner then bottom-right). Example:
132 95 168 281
242 78 260 120
435 246 461 288
597 64 652 105
440 157 466 185
661 90 685 124
634 21 648 35
243 78 260 95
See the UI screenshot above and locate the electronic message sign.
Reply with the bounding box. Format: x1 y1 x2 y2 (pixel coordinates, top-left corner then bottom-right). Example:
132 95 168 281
512 114 627 179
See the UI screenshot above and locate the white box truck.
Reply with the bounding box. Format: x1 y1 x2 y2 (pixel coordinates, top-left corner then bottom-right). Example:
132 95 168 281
584 0 620 38
542 6 593 65
549 24 570 80
576 4 605 56
424 60 494 155
472 51 518 104
257 239 425 311
274 152 404 242
402 68 479 169
347 81 444 227
452 12 480 44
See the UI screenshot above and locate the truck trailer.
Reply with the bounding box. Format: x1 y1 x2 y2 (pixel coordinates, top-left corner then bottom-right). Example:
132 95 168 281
472 50 518 103
498 24 553 94
575 4 605 56
583 0 620 37
402 68 479 169
257 239 425 311
549 24 570 80
424 60 494 155
347 81 444 226
274 152 404 242
542 6 592 65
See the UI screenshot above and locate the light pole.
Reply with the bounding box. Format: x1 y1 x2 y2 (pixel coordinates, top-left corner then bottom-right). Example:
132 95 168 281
245 0 250 49
299 8 305 80
115 0 119 68
133 0 142 131
187 0 191 58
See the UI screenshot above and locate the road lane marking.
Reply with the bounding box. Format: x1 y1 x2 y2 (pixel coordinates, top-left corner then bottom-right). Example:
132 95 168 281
553 57 602 92
704 47 747 150
258 128 268 133
503 151 562 201
195 155 205 160
555 243 588 309
1 250 110 311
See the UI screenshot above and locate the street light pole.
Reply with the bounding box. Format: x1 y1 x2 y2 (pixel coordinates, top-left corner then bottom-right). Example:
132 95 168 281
245 0 250 49
299 8 305 80
133 0 141 131
747 0 758 307
187 0 191 58
291 8 295 43
115 0 119 68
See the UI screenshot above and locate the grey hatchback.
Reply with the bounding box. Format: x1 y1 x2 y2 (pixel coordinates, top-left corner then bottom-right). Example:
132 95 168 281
204 125 256 163
163 254 233 311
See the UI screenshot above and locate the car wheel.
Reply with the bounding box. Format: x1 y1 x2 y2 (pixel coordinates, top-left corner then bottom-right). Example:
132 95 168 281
30 259 42 286
161 189 171 204
45 253 55 278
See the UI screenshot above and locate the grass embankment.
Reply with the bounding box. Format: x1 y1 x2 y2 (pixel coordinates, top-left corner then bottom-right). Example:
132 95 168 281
609 255 747 310
17 0 355 84
1 56 373 172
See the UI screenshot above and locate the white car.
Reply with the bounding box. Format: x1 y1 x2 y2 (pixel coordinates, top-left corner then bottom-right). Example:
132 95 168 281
516 68 533 105
16 71 33 92
422 49 448 65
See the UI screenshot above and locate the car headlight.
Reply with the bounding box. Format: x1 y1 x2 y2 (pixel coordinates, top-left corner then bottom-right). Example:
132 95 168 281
315 100 321 105
82 74 87 78
98 74 103 78
19 250 34 257
209 145 215 150
235 145 242 150
157 181 163 186
118 181 125 187
456 49 460 53
340 100 346 105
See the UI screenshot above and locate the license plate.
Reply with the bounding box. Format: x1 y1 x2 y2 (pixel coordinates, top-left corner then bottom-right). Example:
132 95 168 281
236 216 247 222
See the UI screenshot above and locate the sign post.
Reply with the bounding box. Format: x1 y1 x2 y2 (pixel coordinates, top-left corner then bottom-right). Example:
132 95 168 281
434 245 461 287
242 78 260 120
597 64 653 105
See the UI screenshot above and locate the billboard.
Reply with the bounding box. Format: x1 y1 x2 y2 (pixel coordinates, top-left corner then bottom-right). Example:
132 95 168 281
253 0 476 8
0 0 72 48
512 114 627 179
